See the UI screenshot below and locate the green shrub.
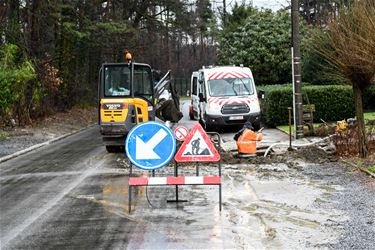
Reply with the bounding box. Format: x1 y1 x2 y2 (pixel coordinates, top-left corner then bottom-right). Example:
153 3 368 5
0 44 37 124
259 84 356 126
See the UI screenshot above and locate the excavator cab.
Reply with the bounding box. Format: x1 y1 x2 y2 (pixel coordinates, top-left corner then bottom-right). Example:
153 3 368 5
98 56 155 152
98 52 183 153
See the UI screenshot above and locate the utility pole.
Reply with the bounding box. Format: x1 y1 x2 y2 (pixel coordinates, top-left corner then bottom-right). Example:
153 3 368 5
291 0 304 139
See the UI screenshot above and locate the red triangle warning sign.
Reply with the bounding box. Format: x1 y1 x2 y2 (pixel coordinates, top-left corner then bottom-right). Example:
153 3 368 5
174 123 220 162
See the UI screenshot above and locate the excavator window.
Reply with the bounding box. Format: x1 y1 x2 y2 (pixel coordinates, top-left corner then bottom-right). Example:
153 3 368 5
104 66 131 97
133 68 153 102
103 64 153 101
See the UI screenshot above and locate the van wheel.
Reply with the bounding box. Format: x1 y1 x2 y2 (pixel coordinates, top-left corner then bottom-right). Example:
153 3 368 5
203 114 214 131
189 106 195 120
204 123 213 132
199 115 204 127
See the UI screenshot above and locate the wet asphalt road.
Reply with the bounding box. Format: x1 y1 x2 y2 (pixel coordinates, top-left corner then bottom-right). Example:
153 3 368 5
1 101 374 249
0 102 235 249
0 101 268 249
0 127 140 249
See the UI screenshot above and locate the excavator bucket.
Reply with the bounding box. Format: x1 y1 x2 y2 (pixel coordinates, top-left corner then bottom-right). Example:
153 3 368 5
154 71 183 123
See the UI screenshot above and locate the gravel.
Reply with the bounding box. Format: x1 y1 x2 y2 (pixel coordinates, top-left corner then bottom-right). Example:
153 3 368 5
302 161 375 249
0 107 97 159
0 135 46 158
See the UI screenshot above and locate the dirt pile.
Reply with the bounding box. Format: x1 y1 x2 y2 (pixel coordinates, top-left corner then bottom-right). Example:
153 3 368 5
217 145 336 166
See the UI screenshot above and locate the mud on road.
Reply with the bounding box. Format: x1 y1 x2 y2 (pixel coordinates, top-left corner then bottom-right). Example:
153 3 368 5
119 147 375 249
229 148 374 250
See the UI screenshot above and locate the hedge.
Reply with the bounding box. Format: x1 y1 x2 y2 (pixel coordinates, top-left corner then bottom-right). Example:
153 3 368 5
257 84 375 126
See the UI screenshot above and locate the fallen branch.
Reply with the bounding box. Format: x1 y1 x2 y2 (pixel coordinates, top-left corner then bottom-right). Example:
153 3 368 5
342 160 375 178
263 134 336 157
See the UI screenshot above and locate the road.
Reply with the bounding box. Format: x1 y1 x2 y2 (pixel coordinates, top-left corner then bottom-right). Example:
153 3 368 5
1 127 137 249
0 101 239 249
1 101 374 249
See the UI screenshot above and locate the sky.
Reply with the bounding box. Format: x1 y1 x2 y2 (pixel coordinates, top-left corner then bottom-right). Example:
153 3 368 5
252 0 290 11
212 0 290 12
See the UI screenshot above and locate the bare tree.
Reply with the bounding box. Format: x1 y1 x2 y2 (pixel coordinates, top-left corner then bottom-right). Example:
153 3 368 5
316 0 375 157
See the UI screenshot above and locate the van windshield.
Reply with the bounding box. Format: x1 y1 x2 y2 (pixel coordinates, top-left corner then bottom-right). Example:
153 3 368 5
208 78 254 97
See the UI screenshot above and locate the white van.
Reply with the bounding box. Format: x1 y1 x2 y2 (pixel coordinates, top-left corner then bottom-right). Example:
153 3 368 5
189 66 261 130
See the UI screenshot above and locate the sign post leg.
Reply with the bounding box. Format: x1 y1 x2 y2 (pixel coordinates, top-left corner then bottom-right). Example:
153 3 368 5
129 163 133 213
218 133 222 212
219 184 222 211
175 161 179 201
129 186 132 213
167 161 187 203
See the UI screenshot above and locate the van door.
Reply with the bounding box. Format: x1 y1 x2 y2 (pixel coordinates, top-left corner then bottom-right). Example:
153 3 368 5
198 71 207 122
191 72 199 119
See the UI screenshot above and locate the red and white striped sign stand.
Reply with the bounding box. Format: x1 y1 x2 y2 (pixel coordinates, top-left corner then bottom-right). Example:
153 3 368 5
128 123 222 213
129 176 221 186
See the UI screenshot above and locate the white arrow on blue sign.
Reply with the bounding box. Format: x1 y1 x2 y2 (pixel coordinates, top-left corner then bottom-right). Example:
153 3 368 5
125 121 176 170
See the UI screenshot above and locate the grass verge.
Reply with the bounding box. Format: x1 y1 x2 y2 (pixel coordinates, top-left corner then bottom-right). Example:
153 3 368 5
277 112 375 134
0 132 9 141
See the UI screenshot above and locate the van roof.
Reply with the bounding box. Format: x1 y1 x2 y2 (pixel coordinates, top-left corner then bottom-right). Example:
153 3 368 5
199 66 253 80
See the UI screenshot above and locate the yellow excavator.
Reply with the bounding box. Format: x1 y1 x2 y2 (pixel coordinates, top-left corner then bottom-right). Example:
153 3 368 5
98 52 182 152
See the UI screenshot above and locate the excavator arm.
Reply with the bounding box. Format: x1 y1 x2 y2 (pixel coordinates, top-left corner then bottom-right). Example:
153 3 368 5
154 71 183 123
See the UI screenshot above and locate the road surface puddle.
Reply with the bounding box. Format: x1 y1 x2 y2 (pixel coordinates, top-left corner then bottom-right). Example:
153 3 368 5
221 163 347 249
75 174 144 220
75 160 348 249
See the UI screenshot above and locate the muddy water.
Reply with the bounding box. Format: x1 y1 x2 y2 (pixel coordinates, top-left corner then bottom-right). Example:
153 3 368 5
92 160 347 249
222 163 347 249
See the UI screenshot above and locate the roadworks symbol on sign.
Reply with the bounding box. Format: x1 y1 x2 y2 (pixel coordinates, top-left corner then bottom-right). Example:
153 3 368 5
174 123 220 162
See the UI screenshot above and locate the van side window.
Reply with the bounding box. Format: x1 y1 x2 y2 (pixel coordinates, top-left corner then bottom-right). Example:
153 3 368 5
192 77 197 95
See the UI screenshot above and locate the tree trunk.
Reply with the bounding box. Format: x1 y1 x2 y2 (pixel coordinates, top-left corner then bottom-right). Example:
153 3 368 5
30 0 40 58
352 85 368 158
5 0 19 44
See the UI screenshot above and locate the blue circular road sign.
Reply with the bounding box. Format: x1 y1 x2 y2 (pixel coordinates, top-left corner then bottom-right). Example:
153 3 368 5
125 121 176 170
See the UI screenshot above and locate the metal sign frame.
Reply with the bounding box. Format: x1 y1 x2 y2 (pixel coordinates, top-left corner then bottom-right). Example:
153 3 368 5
128 132 222 213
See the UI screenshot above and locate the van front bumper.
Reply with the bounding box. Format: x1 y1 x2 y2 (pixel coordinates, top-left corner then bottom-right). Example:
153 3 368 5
205 112 261 127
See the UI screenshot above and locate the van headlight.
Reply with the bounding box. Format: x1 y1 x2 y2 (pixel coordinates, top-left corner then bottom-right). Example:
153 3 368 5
207 101 221 113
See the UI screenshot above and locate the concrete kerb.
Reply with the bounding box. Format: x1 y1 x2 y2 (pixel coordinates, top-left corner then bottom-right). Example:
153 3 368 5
0 124 96 164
